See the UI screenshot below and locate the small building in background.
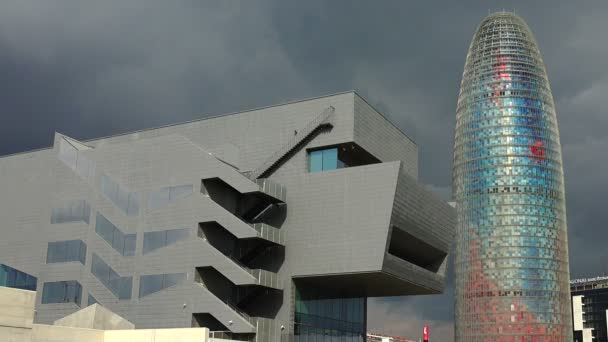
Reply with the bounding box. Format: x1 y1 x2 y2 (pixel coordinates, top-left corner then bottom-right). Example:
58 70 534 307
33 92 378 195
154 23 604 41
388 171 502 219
571 276 608 342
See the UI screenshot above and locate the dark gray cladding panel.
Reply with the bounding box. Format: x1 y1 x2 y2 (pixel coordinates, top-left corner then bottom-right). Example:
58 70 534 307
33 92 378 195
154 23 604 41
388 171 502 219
389 163 456 254
293 268 441 298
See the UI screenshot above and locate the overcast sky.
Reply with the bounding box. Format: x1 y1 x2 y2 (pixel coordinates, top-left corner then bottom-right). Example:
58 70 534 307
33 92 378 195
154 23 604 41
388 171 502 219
1 1 607 340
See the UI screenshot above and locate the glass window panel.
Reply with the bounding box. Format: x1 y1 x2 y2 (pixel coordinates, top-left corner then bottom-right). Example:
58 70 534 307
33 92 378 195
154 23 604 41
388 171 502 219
0 266 7 286
101 175 118 203
111 230 124 255
116 189 130 213
126 193 139 216
147 188 170 210
91 254 130 300
91 254 109 282
66 240 80 263
322 148 338 171
163 273 186 288
51 201 90 224
143 231 166 254
88 294 98 306
79 241 87 264
139 274 164 298
95 214 135 256
309 150 323 173
42 281 82 306
82 201 91 224
117 277 132 300
15 271 26 288
59 139 77 169
25 275 37 291
166 228 190 246
75 154 89 179
123 234 136 256
7 267 16 287
47 242 59 263
169 185 193 201
66 281 82 306
71 200 83 221
95 214 114 243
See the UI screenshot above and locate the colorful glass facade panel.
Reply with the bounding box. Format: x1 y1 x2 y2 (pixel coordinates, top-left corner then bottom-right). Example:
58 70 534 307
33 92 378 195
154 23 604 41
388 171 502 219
453 12 572 341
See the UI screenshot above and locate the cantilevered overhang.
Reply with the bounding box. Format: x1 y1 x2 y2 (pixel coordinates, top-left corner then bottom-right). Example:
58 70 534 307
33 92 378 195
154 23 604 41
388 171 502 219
287 161 455 297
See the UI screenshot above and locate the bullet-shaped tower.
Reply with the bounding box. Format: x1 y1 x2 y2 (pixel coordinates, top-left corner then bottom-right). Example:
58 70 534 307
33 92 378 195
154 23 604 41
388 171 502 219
453 12 572 341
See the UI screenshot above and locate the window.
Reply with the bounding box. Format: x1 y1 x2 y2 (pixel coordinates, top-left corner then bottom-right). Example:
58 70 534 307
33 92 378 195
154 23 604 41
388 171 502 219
100 174 139 216
0 264 37 291
50 200 91 224
58 138 96 180
143 228 190 254
87 294 98 306
46 240 87 265
41 280 82 306
147 185 194 210
95 213 136 256
90 254 132 300
294 285 366 341
308 148 347 173
139 273 186 298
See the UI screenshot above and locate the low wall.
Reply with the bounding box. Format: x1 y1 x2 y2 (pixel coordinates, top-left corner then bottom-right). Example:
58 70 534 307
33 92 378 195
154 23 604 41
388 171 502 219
104 328 209 342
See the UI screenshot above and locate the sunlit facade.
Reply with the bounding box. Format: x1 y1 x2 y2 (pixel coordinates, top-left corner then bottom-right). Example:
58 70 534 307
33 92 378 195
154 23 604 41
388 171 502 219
453 12 572 341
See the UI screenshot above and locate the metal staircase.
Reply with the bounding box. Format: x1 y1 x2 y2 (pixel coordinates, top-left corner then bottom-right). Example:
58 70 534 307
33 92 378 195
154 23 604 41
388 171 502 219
248 106 335 179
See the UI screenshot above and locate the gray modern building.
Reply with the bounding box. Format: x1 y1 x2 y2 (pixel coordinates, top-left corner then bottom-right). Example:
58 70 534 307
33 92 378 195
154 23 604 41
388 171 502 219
0 92 455 341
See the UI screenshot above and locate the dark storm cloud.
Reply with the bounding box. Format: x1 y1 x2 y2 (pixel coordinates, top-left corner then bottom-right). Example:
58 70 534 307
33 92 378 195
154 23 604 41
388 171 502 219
1 0 607 340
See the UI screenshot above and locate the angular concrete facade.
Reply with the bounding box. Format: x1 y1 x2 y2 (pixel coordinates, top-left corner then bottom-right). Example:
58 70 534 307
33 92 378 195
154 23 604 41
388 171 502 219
0 92 454 341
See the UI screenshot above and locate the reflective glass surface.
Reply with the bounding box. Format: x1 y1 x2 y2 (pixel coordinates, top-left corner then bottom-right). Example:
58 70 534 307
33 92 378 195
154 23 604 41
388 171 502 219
100 174 139 216
143 228 190 254
0 264 37 291
138 273 186 298
147 184 193 210
453 12 572 341
46 240 87 265
41 280 82 306
87 294 98 306
95 213 136 256
308 148 344 173
294 286 365 342
90 253 132 300
50 200 91 224
58 138 96 181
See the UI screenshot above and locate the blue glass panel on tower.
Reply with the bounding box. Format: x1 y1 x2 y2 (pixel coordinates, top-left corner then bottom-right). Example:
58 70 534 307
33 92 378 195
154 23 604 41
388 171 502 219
453 12 572 341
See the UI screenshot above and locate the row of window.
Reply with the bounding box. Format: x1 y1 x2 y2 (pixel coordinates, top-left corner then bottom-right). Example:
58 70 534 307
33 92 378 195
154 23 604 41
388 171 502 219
50 200 91 224
51 207 190 258
41 271 186 304
454 135 559 152
455 165 561 180
455 114 557 132
454 156 562 171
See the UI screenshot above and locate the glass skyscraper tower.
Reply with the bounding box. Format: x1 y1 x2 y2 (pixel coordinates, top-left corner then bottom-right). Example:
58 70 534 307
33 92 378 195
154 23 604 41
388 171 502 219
453 12 572 341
